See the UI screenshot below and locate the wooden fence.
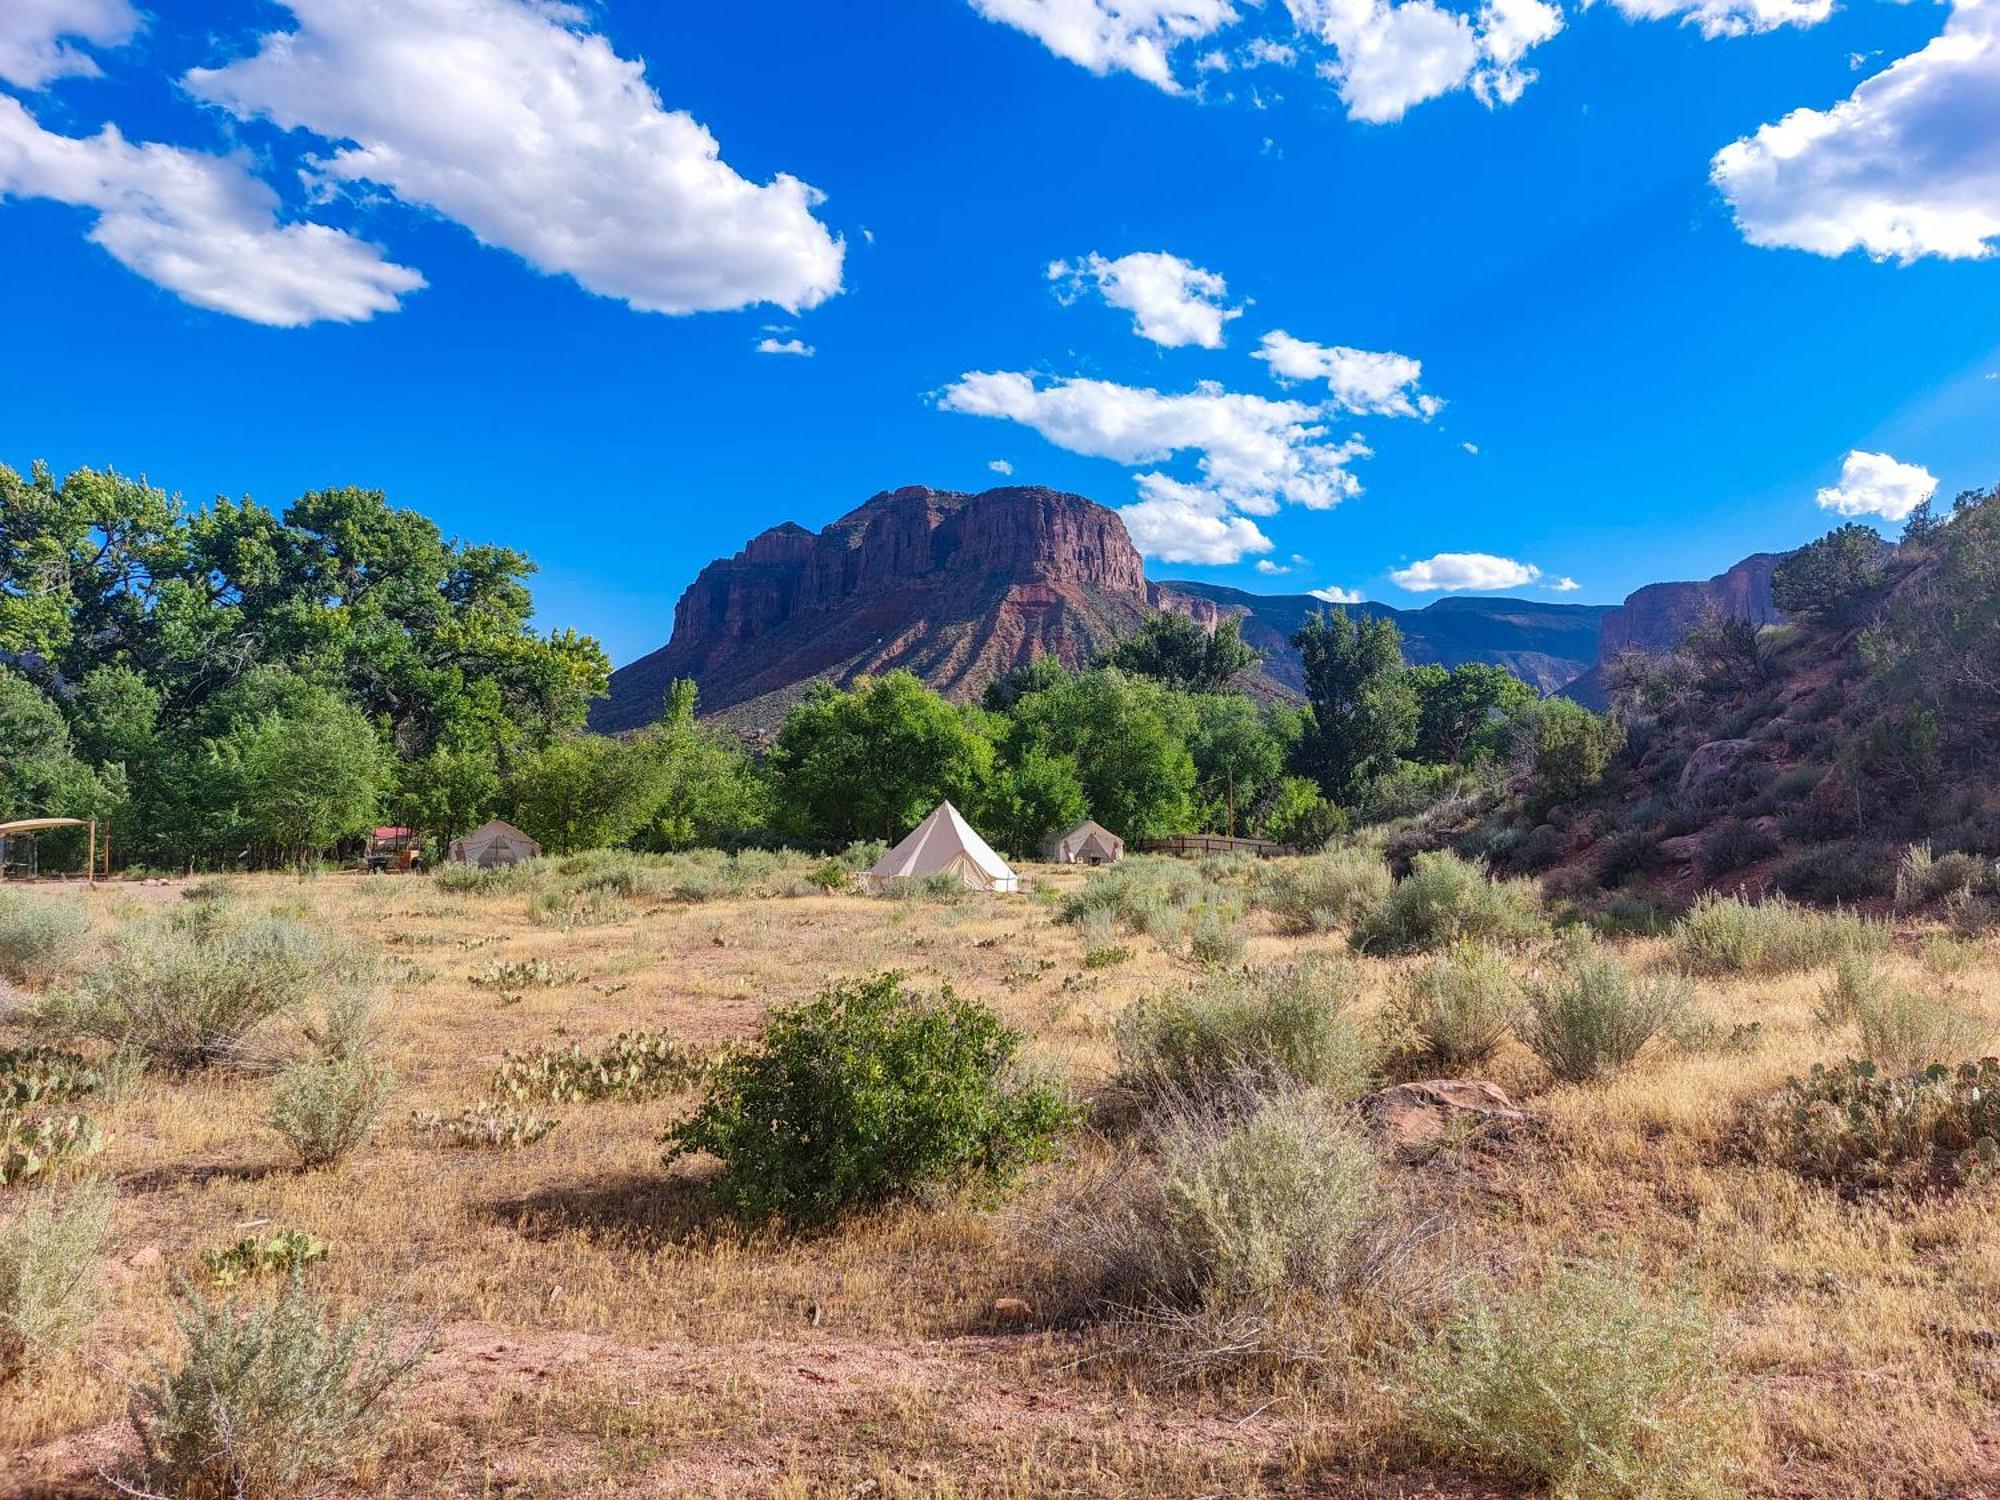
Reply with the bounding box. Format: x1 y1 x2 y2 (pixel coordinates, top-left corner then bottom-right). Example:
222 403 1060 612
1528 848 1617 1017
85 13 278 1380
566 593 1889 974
1136 834 1295 859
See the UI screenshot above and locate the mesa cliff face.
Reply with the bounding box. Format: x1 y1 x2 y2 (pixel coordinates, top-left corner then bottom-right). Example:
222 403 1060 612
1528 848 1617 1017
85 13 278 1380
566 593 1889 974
1562 553 1787 707
594 486 1210 731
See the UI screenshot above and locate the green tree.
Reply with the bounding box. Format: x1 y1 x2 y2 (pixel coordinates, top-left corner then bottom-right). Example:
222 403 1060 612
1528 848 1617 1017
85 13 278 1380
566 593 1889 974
1772 524 1886 625
1000 668 1196 840
0 670 111 823
206 687 386 865
1188 694 1286 835
983 744 1087 857
395 741 501 851
1408 661 1537 765
1530 699 1624 809
504 734 666 854
629 681 769 850
1106 612 1261 694
1259 775 1350 849
1290 610 1417 804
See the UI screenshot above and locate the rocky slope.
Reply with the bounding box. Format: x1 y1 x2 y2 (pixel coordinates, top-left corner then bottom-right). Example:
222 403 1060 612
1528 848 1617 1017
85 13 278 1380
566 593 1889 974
1562 553 1785 707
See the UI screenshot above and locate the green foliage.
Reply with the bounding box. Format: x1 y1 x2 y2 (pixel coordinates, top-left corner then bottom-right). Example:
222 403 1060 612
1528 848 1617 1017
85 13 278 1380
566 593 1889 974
1254 848 1393 934
983 743 1087 858
1352 851 1547 956
1672 892 1887 977
626 681 770 851
125 1275 432 1500
1531 699 1624 809
468 957 580 992
1000 668 1198 841
204 686 386 866
1895 841 1990 908
663 973 1072 1224
409 1101 561 1149
504 733 667 855
1771 839 1896 904
1771 522 1884 623
0 1045 103 1109
267 1056 394 1168
1409 661 1537 765
491 1031 731 1106
1406 1261 1741 1499
0 1111 106 1186
1187 693 1287 836
0 1178 113 1382
0 891 89 985
1763 1059 2000 1191
1390 943 1524 1075
1113 961 1375 1107
1699 818 1780 875
1184 895 1248 966
0 670 119 830
1853 979 1990 1071
1106 612 1261 694
1524 939 1690 1084
1290 609 1417 804
201 1229 329 1288
1258 774 1349 849
1061 856 1211 933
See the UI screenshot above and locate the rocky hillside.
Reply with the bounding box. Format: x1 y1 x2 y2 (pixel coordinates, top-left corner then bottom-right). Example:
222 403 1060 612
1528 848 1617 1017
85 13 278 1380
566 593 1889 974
1562 552 1785 707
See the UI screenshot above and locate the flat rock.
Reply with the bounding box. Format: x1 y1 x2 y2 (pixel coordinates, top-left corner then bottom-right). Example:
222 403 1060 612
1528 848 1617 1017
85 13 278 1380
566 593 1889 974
1678 738 1761 800
1359 1080 1535 1161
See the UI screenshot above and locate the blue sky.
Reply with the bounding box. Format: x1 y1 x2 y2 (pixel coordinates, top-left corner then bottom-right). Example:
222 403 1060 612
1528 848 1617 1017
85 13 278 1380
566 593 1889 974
1 0 1996 665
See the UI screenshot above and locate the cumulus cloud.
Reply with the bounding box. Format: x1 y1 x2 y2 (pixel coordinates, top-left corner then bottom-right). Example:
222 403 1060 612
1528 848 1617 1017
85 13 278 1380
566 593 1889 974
1461 441 1480 454
0 0 137 88
1609 0 1830 40
1309 585 1366 603
1118 474 1275 564
1256 330 1443 418
757 337 814 356
1390 552 1543 591
186 0 845 314
937 370 1369 516
1285 0 1561 123
1545 575 1582 592
1050 250 1243 348
1255 558 1291 574
967 0 1241 92
1711 0 2000 262
1815 449 1938 521
989 458 1015 475
0 95 423 326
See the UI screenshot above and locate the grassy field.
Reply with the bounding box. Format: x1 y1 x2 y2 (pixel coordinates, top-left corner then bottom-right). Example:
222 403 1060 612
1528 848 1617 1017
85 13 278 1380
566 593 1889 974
2 855 1998 1498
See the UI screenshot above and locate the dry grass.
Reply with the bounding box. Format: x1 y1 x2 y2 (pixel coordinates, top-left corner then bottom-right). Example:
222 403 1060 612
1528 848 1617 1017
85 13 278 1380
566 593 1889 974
0 864 1996 1496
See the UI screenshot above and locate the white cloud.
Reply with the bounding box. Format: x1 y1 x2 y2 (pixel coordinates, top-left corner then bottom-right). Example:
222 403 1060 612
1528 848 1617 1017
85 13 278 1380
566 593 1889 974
1609 0 1830 40
186 0 844 314
1050 250 1242 348
1118 475 1274 563
1815 449 1938 521
1390 552 1543 591
1309 585 1366 603
1461 441 1480 454
1711 0 2000 262
989 458 1016 475
757 337 814 356
1546 575 1582 592
1255 558 1292 574
0 0 137 88
967 0 1241 92
938 370 1370 515
0 95 423 326
1285 0 1560 123
1255 329 1443 418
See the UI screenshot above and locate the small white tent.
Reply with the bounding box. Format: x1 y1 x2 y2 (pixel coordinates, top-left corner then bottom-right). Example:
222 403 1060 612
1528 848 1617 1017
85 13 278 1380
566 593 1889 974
1048 819 1124 867
865 801 1019 893
448 819 542 868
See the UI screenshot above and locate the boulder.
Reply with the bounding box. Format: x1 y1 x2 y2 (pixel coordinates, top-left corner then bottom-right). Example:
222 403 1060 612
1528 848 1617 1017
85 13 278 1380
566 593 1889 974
1678 739 1761 801
1359 1080 1535 1161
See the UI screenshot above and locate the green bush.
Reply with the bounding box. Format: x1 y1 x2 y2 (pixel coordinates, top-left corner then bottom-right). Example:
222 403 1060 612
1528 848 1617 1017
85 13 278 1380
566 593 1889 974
1762 1059 2000 1190
1351 851 1546 956
1405 1261 1741 1499
0 1178 112 1382
1184 895 1247 966
125 1276 431 1500
1772 839 1896 904
1524 940 1690 1084
1897 842 1990 907
1699 819 1780 876
1389 943 1523 1075
663 973 1072 1224
1113 960 1375 1107
0 891 89 985
1854 983 1991 1071
1061 857 1208 930
1254 848 1393 934
1672 892 1886 977
267 1056 394 1169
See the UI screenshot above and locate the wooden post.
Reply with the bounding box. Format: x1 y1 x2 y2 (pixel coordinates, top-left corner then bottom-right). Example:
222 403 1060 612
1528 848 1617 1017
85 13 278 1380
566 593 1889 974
88 820 96 886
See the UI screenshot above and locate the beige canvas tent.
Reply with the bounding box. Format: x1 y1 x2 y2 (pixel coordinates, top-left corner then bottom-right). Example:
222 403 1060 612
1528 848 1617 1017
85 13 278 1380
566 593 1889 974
448 819 542 868
865 801 1019 893
1048 819 1124 867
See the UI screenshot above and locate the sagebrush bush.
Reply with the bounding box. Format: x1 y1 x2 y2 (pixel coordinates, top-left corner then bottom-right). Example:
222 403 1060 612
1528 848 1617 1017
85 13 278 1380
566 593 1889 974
267 1056 394 1168
0 1178 112 1382
0 891 89 985
1254 849 1393 935
1772 839 1896 904
1672 892 1886 977
37 906 358 1070
1761 1059 2000 1190
1351 851 1546 956
1405 1261 1742 1499
1897 842 1990 907
1113 961 1375 1108
1389 943 1523 1075
126 1276 431 1500
1184 895 1247 966
1855 982 1991 1071
663 973 1072 1224
1061 857 1209 932
1699 818 1780 876
1524 940 1689 1084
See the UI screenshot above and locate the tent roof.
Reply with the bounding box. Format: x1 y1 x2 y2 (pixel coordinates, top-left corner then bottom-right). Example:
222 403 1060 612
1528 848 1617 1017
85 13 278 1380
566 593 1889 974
868 801 1016 883
1057 819 1120 845
0 818 89 836
457 818 536 844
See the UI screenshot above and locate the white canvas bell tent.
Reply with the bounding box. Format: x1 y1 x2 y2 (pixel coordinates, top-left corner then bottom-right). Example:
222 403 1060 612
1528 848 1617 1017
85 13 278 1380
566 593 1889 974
865 801 1019 893
1048 819 1124 867
447 819 542 868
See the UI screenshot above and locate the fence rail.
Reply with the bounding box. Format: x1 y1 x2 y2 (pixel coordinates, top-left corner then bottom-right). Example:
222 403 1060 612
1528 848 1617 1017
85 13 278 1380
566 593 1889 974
1137 834 1295 859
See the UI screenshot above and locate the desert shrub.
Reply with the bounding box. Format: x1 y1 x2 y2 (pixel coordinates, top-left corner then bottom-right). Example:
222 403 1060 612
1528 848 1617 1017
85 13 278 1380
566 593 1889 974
37 907 356 1070
1811 951 1881 1031
1897 842 1990 907
663 973 1072 1224
1700 819 1780 876
200 1229 328 1287
1854 983 1991 1071
1254 848 1393 934
1185 895 1247 966
1388 944 1523 1075
836 838 888 870
467 957 579 993
1761 1059 2000 1190
1919 932 1979 977
1593 828 1659 888
0 1111 106 1187
885 871 972 904
0 1178 112 1382
1061 857 1208 931
432 859 531 895
0 1045 102 1109
409 1101 561 1149
267 1056 394 1168
125 1276 431 1500
491 1030 731 1105
1672 892 1887 977
1076 908 1133 968
1524 940 1690 1084
0 891 89 985
1113 961 1374 1108
1772 840 1896 904
1405 1260 1740 1499
1351 852 1546 956
1582 887 1687 939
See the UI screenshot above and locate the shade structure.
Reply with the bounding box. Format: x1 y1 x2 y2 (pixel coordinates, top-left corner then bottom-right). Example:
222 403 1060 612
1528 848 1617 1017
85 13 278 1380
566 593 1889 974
447 819 542 868
866 801 1019 893
1048 819 1124 866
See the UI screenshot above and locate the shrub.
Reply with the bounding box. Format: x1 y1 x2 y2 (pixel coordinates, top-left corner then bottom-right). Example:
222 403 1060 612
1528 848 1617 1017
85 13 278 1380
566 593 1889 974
1897 842 1990 907
1351 852 1546 956
663 973 1072 1224
409 1102 561 1149
267 1056 394 1168
1524 941 1690 1084
885 871 971 903
1594 828 1659 887
200 1229 328 1288
1254 848 1393 934
1761 1059 2000 1190
0 1178 112 1382
1113 961 1375 1108
1772 840 1896 904
1077 908 1133 968
0 891 89 985
1855 983 1991 1071
1061 857 1208 930
1184 895 1247 966
125 1276 431 1500
490 1030 731 1105
0 1045 102 1109
0 1111 106 1187
1672 892 1886 977
1699 819 1780 876
37 907 355 1070
1405 1261 1740 1500
1389 944 1523 1075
